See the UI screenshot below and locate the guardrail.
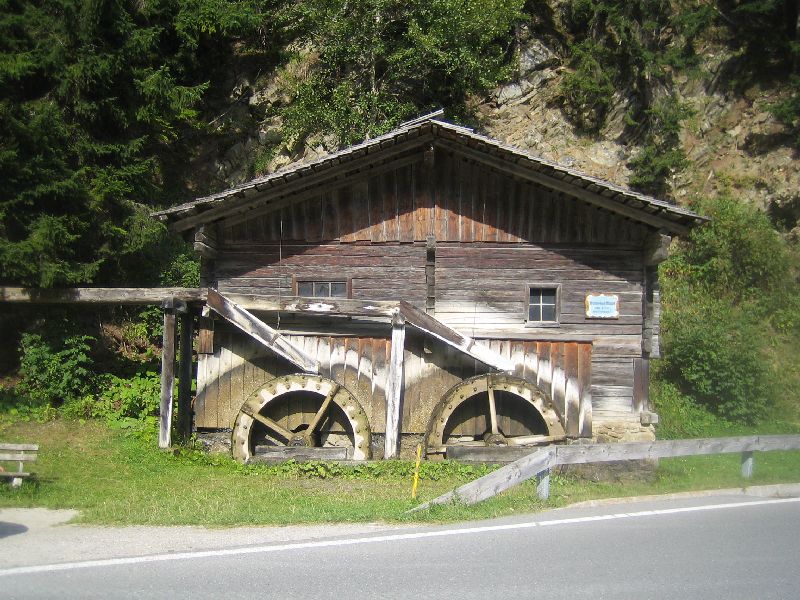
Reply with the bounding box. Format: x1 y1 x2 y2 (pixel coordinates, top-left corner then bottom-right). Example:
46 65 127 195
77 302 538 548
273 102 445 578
413 435 800 510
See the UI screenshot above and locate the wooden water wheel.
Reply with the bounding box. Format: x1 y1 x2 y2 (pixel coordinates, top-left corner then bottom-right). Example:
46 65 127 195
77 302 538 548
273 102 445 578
231 374 371 462
425 374 565 458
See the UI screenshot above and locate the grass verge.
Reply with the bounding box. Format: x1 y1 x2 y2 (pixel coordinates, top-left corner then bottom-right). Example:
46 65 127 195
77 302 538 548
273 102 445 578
1 419 799 527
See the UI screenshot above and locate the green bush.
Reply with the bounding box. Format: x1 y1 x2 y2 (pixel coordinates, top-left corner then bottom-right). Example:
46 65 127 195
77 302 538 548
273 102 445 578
560 40 615 133
628 97 692 197
95 371 162 425
651 380 725 439
658 291 772 423
658 195 798 424
18 331 95 407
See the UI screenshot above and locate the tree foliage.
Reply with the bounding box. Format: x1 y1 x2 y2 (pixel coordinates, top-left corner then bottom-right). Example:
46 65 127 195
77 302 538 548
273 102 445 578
559 0 711 133
0 0 265 287
658 196 799 423
280 0 525 147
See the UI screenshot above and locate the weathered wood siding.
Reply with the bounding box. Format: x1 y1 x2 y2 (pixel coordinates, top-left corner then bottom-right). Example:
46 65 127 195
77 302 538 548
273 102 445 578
219 154 648 246
195 325 592 435
202 150 649 427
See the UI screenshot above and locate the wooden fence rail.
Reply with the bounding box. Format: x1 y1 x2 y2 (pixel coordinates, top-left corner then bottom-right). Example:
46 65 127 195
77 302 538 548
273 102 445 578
412 435 800 511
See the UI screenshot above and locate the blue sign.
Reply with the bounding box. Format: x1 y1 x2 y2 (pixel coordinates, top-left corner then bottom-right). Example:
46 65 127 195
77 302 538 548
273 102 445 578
585 294 619 319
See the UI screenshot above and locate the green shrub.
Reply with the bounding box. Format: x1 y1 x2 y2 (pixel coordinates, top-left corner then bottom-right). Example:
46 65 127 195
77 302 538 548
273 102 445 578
18 331 96 407
95 371 162 425
651 380 727 439
658 195 798 424
628 97 692 197
676 196 795 316
560 40 616 133
659 288 771 423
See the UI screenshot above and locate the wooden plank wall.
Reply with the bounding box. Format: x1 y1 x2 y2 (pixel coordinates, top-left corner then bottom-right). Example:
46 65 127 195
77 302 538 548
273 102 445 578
433 244 643 337
207 150 648 426
195 326 592 436
215 244 427 305
219 154 648 246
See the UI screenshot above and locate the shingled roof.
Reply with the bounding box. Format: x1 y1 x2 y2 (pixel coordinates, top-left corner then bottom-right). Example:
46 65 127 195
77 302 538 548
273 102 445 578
153 111 706 235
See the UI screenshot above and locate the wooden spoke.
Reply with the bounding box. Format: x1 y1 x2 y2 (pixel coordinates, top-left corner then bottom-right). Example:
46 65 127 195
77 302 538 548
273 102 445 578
307 384 340 433
241 407 293 442
487 386 499 435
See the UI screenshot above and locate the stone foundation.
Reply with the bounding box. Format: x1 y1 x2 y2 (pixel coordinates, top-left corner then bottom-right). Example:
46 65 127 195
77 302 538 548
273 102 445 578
593 421 656 443
196 429 233 454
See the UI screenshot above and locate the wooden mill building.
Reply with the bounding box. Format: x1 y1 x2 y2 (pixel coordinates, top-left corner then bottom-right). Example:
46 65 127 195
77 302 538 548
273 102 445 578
154 112 706 461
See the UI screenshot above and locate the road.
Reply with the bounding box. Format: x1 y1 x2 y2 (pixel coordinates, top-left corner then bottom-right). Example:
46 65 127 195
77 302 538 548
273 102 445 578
1 494 798 599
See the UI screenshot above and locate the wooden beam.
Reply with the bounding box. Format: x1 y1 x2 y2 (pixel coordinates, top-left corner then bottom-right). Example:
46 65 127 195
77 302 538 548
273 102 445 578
177 313 194 441
553 435 800 464
643 233 672 266
220 293 399 318
411 447 554 509
159 301 178 449
0 287 205 305
206 289 319 373
0 444 38 451
414 434 800 509
193 225 218 259
251 447 350 461
435 139 692 235
384 311 405 459
446 440 565 463
398 301 514 371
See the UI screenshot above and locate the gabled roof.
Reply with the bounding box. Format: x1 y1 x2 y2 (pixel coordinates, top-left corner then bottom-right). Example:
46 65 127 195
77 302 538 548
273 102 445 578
153 111 707 235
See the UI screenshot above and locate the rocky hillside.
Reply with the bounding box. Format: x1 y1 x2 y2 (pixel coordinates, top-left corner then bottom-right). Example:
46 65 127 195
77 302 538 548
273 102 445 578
192 19 798 241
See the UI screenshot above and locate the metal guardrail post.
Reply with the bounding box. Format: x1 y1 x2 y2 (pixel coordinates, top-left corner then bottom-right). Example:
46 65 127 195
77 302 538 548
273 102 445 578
741 451 754 478
537 469 551 500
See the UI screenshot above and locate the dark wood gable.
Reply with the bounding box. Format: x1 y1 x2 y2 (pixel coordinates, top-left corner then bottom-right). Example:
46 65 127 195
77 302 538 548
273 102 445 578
219 150 650 246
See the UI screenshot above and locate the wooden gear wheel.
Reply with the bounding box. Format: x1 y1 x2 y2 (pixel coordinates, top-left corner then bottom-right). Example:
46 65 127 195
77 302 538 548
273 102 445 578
425 374 566 458
231 374 371 462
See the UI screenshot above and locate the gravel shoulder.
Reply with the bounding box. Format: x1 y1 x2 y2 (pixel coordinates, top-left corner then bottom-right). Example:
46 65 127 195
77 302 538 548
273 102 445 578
0 509 403 569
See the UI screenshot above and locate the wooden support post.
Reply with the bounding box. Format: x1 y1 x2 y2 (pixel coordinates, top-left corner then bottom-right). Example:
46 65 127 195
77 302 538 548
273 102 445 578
384 311 406 459
177 313 195 442
741 451 754 478
425 236 436 315
537 469 551 500
633 357 649 416
159 298 184 449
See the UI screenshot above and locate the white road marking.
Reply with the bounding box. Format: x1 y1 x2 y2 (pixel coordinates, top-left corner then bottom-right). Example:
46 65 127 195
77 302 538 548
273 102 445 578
1 497 797 577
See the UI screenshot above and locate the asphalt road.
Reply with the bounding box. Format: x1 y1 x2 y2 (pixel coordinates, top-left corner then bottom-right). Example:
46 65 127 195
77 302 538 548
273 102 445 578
1 494 798 599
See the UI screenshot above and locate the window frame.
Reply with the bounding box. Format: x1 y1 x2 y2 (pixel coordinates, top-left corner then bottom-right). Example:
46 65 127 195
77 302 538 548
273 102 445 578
525 283 561 327
293 277 352 299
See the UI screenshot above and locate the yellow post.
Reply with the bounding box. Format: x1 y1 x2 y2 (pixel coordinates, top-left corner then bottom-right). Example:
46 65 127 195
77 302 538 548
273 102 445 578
411 444 422 500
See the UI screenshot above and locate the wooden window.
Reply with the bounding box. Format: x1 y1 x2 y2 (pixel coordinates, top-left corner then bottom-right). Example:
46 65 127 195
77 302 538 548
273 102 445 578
527 285 559 324
295 279 350 298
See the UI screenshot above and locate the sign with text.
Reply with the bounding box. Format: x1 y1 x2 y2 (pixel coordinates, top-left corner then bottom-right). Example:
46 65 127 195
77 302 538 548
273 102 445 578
585 294 619 319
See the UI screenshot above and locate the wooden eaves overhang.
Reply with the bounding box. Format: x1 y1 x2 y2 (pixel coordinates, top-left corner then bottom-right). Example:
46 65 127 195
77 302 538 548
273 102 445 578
152 111 708 236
